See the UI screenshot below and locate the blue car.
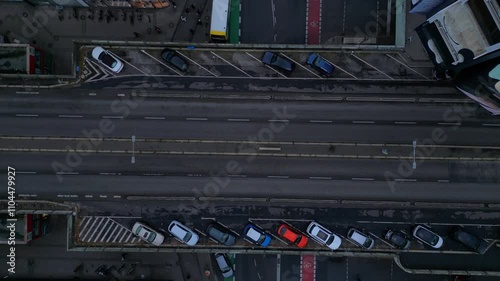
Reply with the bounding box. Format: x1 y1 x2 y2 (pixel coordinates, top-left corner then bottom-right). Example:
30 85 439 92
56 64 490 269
243 223 271 247
261 51 295 73
306 53 335 77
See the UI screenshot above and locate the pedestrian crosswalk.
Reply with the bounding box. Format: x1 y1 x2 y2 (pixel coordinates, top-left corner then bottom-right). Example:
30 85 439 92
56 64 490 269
78 216 141 244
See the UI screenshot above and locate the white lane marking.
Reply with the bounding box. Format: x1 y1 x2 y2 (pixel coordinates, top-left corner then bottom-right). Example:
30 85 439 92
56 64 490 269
438 122 461 126
186 117 208 121
385 54 431 80
268 119 289 122
89 93 97 96
87 58 116 77
140 49 183 76
120 55 147 75
279 53 323 78
144 116 166 120
102 115 124 119
84 57 108 81
245 52 288 78
113 195 121 199
267 175 289 179
259 147 281 151
228 174 248 178
353 120 375 124
58 115 83 118
117 93 125 97
85 195 93 198
56 172 79 175
16 114 39 117
309 176 332 180
310 120 333 123
175 51 218 77
228 118 250 122
351 53 394 80
271 0 276 27
437 179 450 183
482 123 500 127
321 57 358 79
100 195 108 198
16 171 37 174
16 91 39 95
211 51 252 77
394 121 417 125
352 177 375 181
394 178 417 182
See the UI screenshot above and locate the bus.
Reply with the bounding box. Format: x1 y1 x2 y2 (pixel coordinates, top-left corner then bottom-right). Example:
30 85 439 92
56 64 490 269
210 0 230 43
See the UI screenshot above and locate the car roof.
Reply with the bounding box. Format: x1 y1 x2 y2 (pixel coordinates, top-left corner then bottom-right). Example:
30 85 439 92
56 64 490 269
246 227 261 241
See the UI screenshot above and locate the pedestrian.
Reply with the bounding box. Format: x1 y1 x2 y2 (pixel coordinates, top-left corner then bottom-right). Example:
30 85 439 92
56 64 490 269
185 7 190 14
189 29 195 35
133 32 141 38
196 9 201 16
171 0 176 8
180 15 187 22
197 19 202 25
190 4 196 9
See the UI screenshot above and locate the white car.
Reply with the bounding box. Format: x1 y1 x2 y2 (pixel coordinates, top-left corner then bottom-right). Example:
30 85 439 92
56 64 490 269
168 220 199 246
306 221 341 250
91 46 124 73
131 222 164 246
347 228 375 249
412 225 443 249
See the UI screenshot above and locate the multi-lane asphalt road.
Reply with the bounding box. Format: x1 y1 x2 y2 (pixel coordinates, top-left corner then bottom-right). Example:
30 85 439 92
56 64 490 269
1 87 499 202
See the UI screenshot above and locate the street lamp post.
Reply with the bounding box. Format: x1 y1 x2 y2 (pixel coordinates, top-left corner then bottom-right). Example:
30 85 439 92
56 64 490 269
131 135 136 164
412 140 417 169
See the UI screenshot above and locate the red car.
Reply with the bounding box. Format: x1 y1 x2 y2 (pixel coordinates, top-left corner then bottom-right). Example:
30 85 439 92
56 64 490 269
277 224 308 248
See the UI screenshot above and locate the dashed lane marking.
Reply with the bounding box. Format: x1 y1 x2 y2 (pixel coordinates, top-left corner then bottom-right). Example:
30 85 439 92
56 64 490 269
394 121 417 125
352 178 375 181
16 91 39 95
144 116 166 120
309 120 332 123
16 114 38 117
140 49 183 76
211 51 252 77
186 117 208 121
228 118 250 122
353 120 375 124
58 115 83 118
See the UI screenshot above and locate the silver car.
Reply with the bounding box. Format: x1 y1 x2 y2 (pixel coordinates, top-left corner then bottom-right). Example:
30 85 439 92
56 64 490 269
168 220 199 246
132 222 164 246
215 253 234 278
306 221 342 250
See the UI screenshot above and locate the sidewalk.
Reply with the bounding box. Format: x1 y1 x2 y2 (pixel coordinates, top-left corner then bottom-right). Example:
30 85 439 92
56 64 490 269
0 3 198 74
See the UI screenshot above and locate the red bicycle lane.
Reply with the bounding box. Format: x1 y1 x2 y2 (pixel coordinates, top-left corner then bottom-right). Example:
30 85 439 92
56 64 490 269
306 0 321 45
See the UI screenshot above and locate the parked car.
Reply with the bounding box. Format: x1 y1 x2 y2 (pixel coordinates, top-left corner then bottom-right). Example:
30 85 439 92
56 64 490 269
214 253 234 278
412 225 443 249
451 229 488 254
306 53 335 77
131 222 164 246
306 221 341 250
168 220 199 246
206 223 236 246
384 229 411 250
161 48 188 72
261 51 295 73
347 228 375 249
277 223 308 248
242 223 271 247
91 46 124 73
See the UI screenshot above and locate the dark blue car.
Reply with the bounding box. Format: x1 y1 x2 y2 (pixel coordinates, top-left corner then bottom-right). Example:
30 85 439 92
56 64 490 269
306 53 335 77
261 51 295 73
243 223 271 247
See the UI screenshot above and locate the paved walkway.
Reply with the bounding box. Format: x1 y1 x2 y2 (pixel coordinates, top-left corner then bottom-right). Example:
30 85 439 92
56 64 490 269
306 0 321 45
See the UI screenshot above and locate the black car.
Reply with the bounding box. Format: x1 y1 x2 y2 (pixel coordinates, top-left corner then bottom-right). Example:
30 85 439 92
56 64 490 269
384 229 411 250
161 48 188 72
261 51 295 73
452 229 488 254
206 223 236 246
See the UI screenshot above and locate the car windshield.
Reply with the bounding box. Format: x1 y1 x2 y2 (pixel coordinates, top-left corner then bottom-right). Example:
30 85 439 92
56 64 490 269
294 235 302 244
98 52 117 68
147 232 157 242
417 229 438 245
392 234 405 245
257 233 266 244
363 237 373 248
135 225 142 235
183 231 192 242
